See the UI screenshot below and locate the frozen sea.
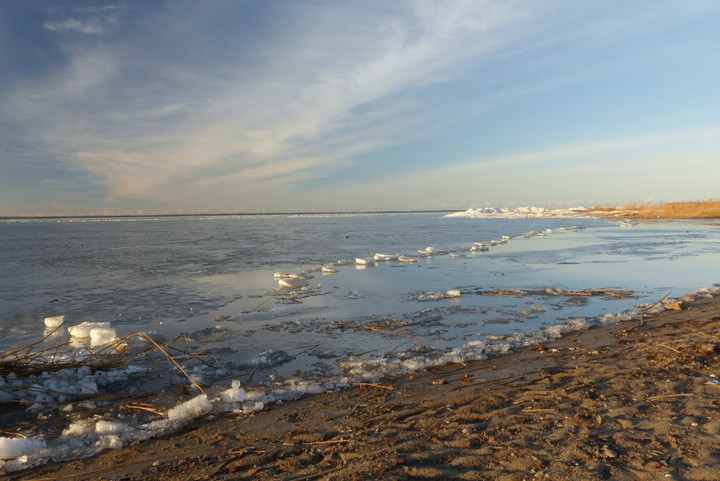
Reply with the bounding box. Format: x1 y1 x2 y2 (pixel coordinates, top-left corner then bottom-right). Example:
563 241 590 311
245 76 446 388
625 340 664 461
1 211 720 469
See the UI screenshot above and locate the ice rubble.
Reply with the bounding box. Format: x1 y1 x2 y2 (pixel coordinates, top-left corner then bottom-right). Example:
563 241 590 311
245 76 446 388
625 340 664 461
66 321 118 347
0 377 344 473
417 290 462 302
3 285 719 473
445 206 591 218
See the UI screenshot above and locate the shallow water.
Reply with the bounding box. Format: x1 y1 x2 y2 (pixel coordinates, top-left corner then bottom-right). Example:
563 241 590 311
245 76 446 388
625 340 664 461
2 214 719 385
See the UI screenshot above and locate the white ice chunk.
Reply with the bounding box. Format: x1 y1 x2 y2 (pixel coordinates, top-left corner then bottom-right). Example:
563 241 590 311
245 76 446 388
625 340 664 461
243 401 264 413
89 327 117 347
0 437 45 460
277 278 309 288
43 327 66 339
62 419 95 438
355 257 375 266
95 420 126 435
220 380 246 403
43 315 65 328
68 322 110 338
166 394 212 422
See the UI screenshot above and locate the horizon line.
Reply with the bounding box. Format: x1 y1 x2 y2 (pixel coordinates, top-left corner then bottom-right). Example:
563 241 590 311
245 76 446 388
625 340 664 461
0 209 459 221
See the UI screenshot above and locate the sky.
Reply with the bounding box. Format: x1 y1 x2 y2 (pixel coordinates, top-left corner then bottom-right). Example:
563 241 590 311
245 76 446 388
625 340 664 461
1 1 719 216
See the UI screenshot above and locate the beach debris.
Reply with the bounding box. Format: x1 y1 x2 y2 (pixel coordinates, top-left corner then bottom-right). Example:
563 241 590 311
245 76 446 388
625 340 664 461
352 382 395 390
522 304 546 316
432 380 447 385
664 301 685 311
599 445 618 459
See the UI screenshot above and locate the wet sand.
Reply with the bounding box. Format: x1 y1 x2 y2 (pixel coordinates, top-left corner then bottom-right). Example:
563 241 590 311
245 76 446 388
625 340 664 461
15 294 720 481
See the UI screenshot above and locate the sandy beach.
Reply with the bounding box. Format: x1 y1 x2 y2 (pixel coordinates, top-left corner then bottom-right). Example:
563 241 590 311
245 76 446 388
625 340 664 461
12 294 720 481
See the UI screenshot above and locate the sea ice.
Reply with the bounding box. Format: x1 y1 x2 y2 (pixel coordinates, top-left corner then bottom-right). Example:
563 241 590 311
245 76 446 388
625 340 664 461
0 438 45 460
89 326 117 347
277 278 309 288
220 380 246 403
68 322 110 338
373 253 398 262
166 394 213 422
43 315 65 328
95 420 127 435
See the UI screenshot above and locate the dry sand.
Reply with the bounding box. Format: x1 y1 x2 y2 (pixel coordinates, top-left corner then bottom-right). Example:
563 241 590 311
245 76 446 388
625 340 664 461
14 295 720 481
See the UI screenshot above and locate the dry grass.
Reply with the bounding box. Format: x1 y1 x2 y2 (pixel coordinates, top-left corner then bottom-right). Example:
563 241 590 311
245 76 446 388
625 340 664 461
0 329 217 434
627 201 720 219
593 200 720 219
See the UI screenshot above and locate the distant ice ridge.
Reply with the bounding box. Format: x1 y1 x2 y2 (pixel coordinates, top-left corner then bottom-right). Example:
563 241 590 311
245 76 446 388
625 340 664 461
445 206 591 218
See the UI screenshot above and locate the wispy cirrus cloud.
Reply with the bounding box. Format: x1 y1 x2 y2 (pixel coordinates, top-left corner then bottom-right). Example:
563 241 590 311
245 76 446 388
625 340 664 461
295 125 720 212
43 4 123 35
10 1 545 210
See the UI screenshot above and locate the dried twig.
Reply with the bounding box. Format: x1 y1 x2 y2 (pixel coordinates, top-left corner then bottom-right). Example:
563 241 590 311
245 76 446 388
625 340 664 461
139 333 206 396
646 393 693 401
283 439 350 446
352 382 395 390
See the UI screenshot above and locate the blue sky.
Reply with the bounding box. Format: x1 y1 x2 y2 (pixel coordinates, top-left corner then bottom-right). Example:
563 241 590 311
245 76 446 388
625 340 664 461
2 1 719 216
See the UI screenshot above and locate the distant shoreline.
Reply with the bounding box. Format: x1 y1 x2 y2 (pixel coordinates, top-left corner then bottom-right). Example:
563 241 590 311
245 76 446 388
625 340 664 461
0 210 455 222
3 200 719 221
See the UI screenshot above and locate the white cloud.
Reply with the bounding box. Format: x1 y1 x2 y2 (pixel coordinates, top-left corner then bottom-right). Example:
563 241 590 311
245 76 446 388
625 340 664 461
43 4 123 35
44 18 108 35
